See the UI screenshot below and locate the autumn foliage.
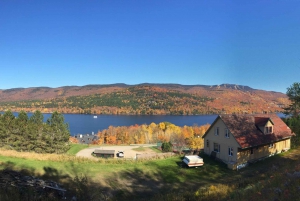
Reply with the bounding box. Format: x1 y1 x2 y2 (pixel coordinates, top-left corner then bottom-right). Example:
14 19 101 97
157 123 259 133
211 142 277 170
0 84 289 115
90 122 210 150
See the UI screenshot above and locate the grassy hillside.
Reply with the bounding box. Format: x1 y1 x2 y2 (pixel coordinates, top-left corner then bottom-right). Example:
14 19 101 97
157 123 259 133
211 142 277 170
0 147 300 200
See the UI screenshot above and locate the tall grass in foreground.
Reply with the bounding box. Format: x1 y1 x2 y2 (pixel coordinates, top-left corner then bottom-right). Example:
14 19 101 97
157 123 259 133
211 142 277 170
2 148 300 200
151 172 300 201
150 158 300 201
0 148 175 164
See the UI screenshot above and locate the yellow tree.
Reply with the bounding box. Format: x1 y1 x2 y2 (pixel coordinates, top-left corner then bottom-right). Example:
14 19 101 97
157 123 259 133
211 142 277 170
141 124 151 143
182 126 194 139
188 137 204 150
158 122 166 131
165 123 181 142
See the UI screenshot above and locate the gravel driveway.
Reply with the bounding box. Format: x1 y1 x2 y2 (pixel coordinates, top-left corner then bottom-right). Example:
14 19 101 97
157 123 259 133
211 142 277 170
76 145 156 159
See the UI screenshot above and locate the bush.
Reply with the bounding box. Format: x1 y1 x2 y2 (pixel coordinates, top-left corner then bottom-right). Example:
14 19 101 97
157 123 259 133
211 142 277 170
161 141 173 152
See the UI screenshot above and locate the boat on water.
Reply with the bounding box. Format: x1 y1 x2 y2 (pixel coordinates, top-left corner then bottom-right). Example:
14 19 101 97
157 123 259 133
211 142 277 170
93 116 97 118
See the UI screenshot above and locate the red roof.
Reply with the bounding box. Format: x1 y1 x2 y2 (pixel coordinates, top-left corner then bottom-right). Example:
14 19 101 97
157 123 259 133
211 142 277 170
254 117 273 126
206 114 294 149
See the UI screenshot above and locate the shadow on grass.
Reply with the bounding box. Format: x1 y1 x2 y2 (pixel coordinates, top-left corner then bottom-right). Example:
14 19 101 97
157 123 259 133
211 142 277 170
0 161 108 201
1 148 300 201
104 155 232 200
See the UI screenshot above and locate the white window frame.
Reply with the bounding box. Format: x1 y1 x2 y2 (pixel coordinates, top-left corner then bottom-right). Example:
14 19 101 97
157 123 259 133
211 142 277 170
265 126 273 134
214 143 220 153
225 128 229 138
215 127 219 136
228 147 233 156
269 143 274 148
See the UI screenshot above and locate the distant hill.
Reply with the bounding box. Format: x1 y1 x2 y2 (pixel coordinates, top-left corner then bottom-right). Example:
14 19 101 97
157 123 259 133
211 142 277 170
0 83 289 115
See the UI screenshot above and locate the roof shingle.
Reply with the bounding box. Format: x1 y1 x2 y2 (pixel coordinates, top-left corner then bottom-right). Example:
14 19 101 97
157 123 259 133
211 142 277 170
218 114 293 149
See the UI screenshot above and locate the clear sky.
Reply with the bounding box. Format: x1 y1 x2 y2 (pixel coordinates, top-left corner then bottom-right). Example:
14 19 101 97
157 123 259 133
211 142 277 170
0 1 299 93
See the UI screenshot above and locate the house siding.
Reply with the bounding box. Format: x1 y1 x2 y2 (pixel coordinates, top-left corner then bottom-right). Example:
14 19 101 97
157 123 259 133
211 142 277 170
203 114 293 170
237 139 290 165
204 118 240 164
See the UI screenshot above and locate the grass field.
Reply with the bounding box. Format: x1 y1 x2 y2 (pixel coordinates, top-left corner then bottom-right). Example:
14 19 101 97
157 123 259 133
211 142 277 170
132 146 162 153
149 146 162 153
131 146 147 152
1 147 300 200
66 144 89 155
0 150 231 195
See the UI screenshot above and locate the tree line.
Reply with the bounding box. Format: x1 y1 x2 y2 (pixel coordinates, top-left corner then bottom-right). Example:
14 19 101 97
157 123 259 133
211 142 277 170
283 82 300 148
0 110 70 153
72 122 210 152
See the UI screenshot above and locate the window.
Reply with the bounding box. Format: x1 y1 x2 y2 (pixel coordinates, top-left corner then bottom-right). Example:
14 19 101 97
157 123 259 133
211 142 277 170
206 140 209 147
265 126 273 134
269 143 274 148
215 127 219 135
228 147 233 156
214 143 220 152
250 148 253 154
225 128 229 138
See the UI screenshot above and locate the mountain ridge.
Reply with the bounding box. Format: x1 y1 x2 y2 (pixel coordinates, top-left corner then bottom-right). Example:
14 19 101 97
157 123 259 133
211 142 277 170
0 83 274 93
0 83 289 115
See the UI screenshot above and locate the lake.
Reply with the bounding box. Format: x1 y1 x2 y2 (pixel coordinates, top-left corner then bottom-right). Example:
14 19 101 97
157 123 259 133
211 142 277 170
7 112 216 136
64 114 218 135
7 112 285 136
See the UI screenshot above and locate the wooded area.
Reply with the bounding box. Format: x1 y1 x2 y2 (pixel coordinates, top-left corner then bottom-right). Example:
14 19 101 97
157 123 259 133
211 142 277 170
71 122 210 152
283 82 300 148
0 110 70 153
0 85 288 115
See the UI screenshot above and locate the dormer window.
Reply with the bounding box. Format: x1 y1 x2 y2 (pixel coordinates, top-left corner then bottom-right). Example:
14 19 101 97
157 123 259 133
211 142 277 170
255 117 274 134
265 126 273 134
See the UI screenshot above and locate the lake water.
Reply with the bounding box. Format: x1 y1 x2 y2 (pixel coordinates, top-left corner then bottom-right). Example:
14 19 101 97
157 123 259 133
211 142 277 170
7 112 216 136
6 112 285 136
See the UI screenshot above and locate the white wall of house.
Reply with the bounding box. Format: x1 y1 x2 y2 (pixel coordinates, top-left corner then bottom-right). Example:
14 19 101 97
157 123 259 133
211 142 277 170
203 118 240 164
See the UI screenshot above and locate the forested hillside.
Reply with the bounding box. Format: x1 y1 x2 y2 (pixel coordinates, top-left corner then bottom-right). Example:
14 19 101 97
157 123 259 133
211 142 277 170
0 84 289 115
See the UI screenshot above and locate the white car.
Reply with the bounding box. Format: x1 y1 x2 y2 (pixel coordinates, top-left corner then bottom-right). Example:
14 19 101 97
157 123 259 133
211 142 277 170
117 151 124 158
183 155 204 167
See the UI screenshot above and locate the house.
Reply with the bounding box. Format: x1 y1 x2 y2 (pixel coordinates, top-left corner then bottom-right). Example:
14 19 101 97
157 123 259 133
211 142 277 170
202 114 294 170
74 134 98 144
93 149 115 158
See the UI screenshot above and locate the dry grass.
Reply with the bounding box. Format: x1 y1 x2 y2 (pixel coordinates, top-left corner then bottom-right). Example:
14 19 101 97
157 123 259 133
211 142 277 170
4 147 300 201
150 148 300 201
0 148 95 162
0 148 176 165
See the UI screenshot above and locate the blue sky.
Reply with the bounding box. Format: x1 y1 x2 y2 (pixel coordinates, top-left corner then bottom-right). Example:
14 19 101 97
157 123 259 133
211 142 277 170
0 1 299 93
